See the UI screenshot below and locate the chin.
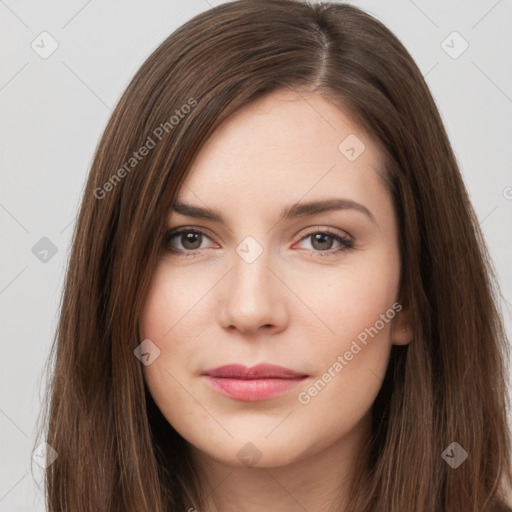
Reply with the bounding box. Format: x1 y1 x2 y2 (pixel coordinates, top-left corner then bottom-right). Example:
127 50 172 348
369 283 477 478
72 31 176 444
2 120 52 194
194 436 312 470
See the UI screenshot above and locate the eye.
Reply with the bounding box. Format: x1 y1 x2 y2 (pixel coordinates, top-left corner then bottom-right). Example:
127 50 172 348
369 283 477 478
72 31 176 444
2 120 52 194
164 228 217 257
163 227 354 258
294 228 354 256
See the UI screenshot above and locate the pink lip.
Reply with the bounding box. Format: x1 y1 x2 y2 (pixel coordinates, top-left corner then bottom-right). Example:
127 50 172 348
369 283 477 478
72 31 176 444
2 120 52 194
201 364 308 401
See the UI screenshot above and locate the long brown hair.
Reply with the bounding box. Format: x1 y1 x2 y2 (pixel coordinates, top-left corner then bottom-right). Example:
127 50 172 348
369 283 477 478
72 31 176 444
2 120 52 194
36 0 512 510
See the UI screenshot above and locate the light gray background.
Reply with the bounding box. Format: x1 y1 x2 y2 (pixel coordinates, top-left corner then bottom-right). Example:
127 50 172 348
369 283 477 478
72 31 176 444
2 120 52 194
1 0 511 510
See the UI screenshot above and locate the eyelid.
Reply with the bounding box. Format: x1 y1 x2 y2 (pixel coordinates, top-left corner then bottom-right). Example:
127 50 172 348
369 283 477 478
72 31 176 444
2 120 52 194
293 225 353 243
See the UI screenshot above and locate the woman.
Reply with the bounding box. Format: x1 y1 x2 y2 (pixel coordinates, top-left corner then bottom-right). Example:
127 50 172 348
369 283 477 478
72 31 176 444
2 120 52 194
37 0 512 510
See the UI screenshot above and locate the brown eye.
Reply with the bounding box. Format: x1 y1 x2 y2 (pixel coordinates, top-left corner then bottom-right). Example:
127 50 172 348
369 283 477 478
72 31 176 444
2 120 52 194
180 231 202 250
164 229 214 254
294 228 354 256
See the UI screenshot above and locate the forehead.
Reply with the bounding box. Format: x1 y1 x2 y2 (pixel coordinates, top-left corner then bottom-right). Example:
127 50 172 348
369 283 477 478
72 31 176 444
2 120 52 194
177 90 387 218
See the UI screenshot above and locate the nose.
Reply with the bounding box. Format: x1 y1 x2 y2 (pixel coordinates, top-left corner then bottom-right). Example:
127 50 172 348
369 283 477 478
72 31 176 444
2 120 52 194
217 248 288 336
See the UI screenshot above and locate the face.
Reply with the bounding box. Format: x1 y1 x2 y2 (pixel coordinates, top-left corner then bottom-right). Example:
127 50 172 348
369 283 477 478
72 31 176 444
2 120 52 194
139 89 411 469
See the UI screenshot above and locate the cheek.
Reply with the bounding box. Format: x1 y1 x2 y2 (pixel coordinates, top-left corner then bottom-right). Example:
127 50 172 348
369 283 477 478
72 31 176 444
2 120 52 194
293 277 397 440
139 262 209 340
138 267 189 386
138 268 204 438
138 266 203 373
287 255 400 346
289 251 399 405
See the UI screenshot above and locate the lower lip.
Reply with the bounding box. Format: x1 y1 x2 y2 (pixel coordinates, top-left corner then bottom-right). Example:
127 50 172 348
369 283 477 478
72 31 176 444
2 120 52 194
204 376 307 401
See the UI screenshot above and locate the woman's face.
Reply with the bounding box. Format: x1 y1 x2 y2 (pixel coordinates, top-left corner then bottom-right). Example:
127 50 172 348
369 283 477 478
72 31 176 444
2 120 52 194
139 89 411 469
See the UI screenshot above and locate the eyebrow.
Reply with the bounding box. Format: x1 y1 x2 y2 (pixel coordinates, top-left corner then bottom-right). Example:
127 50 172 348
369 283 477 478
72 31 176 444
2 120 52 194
171 198 377 225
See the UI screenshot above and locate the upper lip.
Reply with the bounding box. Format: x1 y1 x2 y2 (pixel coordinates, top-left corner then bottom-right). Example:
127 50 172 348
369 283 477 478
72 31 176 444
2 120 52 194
201 364 308 379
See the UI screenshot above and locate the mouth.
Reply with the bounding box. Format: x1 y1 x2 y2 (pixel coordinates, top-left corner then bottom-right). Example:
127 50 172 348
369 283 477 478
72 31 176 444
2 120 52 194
201 364 309 401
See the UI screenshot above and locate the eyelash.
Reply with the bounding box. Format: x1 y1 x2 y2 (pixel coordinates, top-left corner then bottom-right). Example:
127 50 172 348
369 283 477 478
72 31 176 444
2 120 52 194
163 227 354 259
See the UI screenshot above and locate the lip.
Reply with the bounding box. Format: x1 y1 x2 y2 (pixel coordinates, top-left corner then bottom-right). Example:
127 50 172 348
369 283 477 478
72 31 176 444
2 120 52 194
201 364 309 401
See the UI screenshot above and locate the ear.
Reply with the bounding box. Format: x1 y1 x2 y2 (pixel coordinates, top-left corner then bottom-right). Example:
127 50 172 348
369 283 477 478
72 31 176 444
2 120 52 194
390 292 413 346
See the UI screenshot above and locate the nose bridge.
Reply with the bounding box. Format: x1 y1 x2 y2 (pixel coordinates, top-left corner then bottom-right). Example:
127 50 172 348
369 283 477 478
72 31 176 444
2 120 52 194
231 240 273 309
218 236 286 333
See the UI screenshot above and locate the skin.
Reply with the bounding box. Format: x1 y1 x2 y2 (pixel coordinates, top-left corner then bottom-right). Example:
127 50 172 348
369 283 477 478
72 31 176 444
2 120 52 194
139 89 413 512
